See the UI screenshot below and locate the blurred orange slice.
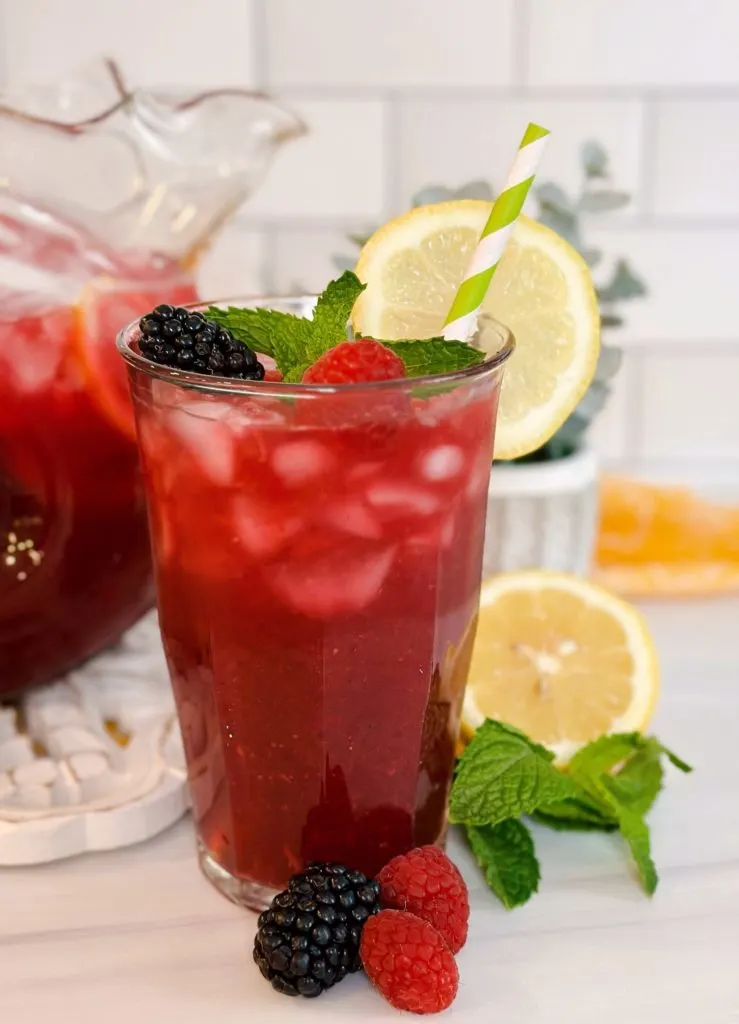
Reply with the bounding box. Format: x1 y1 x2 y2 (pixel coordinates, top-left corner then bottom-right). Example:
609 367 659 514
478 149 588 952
595 477 739 597
73 278 197 440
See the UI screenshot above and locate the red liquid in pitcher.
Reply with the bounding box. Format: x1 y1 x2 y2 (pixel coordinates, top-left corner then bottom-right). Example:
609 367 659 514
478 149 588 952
136 381 497 889
0 273 197 693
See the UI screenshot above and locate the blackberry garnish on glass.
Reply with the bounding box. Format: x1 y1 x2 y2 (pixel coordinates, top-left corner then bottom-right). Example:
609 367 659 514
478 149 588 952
138 304 264 379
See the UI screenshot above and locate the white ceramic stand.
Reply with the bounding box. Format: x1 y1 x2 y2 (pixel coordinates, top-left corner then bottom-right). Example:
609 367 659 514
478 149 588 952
0 613 188 865
484 447 599 578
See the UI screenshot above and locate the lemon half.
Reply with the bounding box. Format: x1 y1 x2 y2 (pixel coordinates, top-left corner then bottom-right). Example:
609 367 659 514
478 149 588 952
462 571 660 764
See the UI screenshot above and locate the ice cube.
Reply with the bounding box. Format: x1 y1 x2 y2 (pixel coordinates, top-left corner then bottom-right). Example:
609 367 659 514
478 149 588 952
233 495 301 558
418 445 465 482
269 545 395 620
167 408 235 484
465 454 492 500
176 399 232 422
365 481 440 518
0 307 68 392
272 439 337 488
224 396 286 434
406 513 457 552
321 496 382 540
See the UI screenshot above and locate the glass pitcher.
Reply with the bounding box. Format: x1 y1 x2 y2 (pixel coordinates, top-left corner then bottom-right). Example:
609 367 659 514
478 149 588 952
0 60 304 695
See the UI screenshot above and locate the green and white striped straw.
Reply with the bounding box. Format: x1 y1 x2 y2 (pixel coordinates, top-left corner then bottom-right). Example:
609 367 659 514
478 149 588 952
443 122 550 342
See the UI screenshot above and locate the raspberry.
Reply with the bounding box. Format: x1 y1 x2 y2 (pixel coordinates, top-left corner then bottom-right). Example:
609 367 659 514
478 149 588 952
302 339 406 384
360 910 458 1014
377 846 469 954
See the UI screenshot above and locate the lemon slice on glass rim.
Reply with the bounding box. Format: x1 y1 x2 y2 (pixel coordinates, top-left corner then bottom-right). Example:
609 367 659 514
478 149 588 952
461 571 660 765
353 199 601 460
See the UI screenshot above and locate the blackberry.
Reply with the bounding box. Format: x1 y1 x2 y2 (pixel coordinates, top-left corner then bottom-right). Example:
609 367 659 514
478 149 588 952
253 862 381 998
137 305 264 380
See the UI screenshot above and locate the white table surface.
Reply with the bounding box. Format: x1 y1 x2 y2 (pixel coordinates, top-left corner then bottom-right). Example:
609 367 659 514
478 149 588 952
2 599 738 1024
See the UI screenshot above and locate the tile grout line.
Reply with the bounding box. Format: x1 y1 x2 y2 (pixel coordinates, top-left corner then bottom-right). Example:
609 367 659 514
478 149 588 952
383 92 404 216
268 84 739 103
637 92 659 223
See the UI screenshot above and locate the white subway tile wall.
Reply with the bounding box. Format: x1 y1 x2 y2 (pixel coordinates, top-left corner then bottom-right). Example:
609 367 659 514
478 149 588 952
1 0 738 482
264 0 516 89
247 99 387 220
395 98 645 216
0 0 257 88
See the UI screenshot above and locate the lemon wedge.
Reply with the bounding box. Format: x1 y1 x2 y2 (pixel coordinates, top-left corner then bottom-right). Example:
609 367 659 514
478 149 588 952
354 200 600 459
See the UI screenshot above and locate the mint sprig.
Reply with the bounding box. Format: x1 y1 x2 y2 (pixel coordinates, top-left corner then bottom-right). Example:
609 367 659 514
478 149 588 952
204 272 365 382
383 339 485 376
451 721 577 826
203 271 483 382
452 721 691 907
467 820 540 910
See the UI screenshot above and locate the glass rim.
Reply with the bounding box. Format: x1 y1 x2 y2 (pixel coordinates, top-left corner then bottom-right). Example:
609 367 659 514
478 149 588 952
116 294 515 398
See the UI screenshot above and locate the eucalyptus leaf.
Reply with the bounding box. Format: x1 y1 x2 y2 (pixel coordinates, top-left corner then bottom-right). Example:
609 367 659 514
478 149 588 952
581 247 603 268
600 312 624 330
581 140 609 179
537 203 581 250
453 179 495 201
331 253 357 272
596 344 624 380
546 412 591 451
536 182 575 214
570 379 610 421
412 184 457 207
579 189 631 213
599 259 648 303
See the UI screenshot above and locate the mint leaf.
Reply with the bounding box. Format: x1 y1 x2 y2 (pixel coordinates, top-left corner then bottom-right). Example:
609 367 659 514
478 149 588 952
602 741 664 817
566 733 692 895
451 720 576 827
204 271 362 380
308 271 365 360
569 734 691 820
204 273 485 382
532 796 617 832
466 820 540 909
568 732 645 781
655 743 693 774
619 811 658 895
384 338 485 376
204 304 312 374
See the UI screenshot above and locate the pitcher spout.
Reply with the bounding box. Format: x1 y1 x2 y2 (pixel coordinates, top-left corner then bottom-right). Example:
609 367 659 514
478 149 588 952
0 59 307 267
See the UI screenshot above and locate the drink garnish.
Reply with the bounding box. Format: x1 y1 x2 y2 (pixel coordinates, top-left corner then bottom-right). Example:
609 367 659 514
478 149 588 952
204 271 484 382
138 305 265 379
302 338 407 384
451 720 692 907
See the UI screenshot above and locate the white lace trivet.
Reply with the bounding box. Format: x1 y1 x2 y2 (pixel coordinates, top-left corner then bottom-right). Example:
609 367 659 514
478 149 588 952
0 612 188 864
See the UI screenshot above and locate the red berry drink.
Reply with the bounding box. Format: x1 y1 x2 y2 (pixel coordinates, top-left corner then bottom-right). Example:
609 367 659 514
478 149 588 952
120 296 512 909
0 268 197 694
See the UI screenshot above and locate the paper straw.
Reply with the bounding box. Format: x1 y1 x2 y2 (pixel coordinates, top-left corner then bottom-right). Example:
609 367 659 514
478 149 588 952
443 122 550 342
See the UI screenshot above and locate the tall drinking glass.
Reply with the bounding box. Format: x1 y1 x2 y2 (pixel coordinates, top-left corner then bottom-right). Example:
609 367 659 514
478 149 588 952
118 297 513 910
